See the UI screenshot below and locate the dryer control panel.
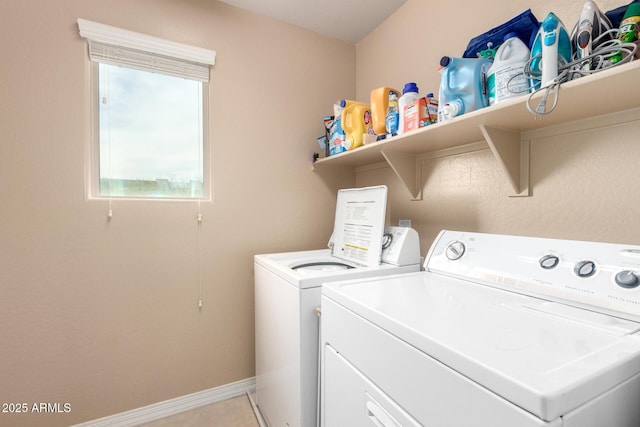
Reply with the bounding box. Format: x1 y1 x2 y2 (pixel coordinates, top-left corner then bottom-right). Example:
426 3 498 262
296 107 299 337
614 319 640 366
425 230 640 323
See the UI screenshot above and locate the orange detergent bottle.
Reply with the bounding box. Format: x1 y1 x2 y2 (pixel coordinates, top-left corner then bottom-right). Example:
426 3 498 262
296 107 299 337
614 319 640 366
370 87 400 135
341 101 373 150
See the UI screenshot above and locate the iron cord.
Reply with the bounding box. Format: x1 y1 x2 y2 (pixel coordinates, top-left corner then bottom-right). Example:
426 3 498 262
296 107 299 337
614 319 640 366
518 30 638 117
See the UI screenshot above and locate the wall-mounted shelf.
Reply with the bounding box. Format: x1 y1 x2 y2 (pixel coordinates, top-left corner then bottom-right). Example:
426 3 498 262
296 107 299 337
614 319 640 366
312 60 640 200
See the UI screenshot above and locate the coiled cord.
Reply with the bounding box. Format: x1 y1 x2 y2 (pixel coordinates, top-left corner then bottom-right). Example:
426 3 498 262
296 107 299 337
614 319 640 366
504 29 638 117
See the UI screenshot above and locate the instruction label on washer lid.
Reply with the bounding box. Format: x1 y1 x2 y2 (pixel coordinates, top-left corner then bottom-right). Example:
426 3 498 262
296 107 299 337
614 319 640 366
331 185 387 267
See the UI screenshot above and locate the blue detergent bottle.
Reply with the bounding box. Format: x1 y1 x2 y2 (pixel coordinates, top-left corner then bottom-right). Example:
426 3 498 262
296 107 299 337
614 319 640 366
437 56 493 122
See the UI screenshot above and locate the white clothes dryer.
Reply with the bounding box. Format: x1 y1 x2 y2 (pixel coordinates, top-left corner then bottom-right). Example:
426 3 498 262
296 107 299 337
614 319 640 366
321 230 640 427
254 185 421 427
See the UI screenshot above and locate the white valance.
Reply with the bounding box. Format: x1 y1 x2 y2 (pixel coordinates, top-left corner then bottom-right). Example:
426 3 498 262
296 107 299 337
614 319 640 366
77 18 216 82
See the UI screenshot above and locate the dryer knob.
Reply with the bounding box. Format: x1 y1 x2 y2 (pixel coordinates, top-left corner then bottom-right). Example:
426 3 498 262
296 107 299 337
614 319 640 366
445 241 466 261
615 270 640 289
574 260 596 278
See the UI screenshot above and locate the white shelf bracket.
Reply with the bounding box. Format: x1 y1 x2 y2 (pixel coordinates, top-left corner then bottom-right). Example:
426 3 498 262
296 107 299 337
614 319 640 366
380 151 422 201
480 125 530 197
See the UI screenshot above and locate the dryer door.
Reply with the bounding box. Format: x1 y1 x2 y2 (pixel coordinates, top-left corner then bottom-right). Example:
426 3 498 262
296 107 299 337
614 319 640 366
322 344 420 427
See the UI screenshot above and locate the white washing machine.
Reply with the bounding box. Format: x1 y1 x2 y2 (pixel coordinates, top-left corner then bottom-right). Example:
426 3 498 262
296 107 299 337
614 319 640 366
321 230 640 427
254 186 422 427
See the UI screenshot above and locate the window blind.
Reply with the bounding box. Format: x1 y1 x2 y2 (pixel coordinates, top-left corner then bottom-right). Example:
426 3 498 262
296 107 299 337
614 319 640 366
77 18 216 83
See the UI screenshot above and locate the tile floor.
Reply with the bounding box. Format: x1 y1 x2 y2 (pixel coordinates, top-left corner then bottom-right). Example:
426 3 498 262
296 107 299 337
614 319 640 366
138 395 260 427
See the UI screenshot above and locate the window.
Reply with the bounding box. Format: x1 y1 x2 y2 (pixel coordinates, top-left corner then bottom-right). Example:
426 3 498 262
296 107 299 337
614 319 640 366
97 64 205 198
78 19 216 200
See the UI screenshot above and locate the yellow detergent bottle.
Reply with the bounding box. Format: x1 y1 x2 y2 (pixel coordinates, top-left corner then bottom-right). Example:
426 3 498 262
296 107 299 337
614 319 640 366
341 101 373 150
370 87 400 135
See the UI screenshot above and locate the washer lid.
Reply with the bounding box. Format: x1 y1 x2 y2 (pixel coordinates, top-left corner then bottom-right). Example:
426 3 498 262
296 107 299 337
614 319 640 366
322 273 640 422
255 249 419 289
331 185 387 267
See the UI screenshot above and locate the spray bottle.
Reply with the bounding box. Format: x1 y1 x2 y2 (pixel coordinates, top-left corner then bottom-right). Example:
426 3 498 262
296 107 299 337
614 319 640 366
385 93 399 136
610 2 640 64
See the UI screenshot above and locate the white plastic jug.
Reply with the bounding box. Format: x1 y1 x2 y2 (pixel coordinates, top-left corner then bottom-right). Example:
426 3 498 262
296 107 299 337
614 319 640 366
398 82 419 135
487 32 531 105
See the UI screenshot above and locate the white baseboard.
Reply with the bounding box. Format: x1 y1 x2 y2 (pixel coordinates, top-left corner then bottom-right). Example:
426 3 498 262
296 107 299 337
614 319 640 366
72 377 256 427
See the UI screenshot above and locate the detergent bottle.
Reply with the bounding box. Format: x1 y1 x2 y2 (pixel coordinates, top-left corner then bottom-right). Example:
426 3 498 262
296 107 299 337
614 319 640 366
370 87 400 136
328 99 359 155
487 32 531 105
341 101 373 150
425 93 439 124
437 56 492 122
398 82 420 135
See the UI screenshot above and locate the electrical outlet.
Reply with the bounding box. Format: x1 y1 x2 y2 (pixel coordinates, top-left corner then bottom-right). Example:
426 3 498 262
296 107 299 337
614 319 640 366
399 219 412 227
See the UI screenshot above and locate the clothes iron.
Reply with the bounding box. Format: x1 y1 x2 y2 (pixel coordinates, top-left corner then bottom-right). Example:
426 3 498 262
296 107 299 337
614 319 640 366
530 12 572 89
571 1 614 71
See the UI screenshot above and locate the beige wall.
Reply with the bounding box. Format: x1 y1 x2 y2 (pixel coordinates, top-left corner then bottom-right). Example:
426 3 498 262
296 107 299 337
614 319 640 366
355 0 640 252
3 0 639 425
0 1 353 425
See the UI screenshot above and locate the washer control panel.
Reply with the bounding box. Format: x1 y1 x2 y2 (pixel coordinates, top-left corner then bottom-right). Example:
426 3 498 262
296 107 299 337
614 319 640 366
539 254 560 270
573 259 597 278
428 231 640 322
380 226 421 267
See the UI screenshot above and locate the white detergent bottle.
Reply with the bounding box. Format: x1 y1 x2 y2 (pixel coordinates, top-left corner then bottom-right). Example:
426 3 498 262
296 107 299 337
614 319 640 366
398 82 419 135
487 32 531 105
